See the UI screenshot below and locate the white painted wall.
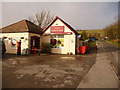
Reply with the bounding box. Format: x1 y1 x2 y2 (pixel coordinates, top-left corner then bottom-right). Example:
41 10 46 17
0 32 40 54
61 34 76 54
42 19 76 54
44 19 74 34
0 32 29 54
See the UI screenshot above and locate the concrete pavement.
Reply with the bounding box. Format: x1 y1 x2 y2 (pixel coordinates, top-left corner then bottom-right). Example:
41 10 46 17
99 40 119 76
77 41 118 88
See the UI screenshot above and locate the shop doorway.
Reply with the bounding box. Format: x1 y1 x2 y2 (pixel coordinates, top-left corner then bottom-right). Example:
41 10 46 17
30 36 40 53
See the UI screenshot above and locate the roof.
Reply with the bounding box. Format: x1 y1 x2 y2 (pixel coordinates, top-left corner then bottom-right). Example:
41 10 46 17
41 16 79 35
0 19 43 34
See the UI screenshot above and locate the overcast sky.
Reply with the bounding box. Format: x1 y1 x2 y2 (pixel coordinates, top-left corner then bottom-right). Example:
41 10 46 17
1 2 118 30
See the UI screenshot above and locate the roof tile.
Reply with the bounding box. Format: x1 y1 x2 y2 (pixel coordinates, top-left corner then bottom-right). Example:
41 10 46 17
0 19 43 34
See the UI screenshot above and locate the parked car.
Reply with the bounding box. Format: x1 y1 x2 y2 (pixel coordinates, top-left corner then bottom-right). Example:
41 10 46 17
0 41 6 54
102 37 107 40
89 37 97 42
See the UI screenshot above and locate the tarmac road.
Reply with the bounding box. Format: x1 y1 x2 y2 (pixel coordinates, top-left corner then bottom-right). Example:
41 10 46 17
2 47 97 88
98 40 119 77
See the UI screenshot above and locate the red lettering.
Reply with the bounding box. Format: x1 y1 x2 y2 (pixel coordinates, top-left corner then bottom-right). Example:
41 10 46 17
50 26 64 33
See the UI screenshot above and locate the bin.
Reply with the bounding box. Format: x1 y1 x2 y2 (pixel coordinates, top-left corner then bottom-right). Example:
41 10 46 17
80 46 87 54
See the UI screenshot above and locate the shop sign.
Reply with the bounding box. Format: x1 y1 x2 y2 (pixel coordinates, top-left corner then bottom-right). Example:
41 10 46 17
50 26 64 33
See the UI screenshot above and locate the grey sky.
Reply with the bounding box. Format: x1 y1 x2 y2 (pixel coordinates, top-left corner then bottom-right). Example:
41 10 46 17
1 2 118 30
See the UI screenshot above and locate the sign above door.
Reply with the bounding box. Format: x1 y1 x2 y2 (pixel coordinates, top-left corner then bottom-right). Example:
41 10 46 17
50 26 64 33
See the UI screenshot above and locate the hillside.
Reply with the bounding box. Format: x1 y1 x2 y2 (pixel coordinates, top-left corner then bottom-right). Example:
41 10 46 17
77 29 105 36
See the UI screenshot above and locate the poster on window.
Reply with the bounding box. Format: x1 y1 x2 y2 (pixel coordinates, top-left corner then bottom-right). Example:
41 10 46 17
51 38 64 48
57 39 64 48
11 38 19 49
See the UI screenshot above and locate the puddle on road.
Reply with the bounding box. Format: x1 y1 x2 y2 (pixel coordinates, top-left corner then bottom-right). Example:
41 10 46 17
60 56 84 61
8 58 14 60
60 57 75 60
3 57 30 66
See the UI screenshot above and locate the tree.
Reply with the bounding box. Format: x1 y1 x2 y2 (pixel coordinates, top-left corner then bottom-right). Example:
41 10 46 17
81 31 88 40
104 20 119 39
29 10 54 29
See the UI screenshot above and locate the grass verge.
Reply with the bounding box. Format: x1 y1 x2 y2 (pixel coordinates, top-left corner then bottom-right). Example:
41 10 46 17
106 40 120 47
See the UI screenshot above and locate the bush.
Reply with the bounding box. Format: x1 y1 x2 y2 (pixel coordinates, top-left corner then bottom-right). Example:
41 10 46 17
41 43 51 53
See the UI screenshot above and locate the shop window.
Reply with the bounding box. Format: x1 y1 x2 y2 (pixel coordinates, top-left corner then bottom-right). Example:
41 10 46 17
50 35 64 48
11 38 19 49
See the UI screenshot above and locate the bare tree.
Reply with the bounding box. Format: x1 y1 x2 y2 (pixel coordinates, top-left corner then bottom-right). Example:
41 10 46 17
29 10 54 29
104 21 119 39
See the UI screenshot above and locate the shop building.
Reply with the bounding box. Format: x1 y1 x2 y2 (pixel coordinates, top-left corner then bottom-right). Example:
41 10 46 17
41 16 80 54
0 20 42 54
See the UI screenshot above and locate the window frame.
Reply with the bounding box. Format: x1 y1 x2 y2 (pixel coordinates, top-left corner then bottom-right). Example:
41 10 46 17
50 35 64 49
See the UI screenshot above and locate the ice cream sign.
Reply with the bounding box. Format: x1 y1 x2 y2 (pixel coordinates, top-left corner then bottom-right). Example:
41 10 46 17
50 26 64 33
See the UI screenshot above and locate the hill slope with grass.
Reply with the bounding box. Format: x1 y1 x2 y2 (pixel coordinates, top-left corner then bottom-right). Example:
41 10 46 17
77 29 104 34
77 29 105 38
